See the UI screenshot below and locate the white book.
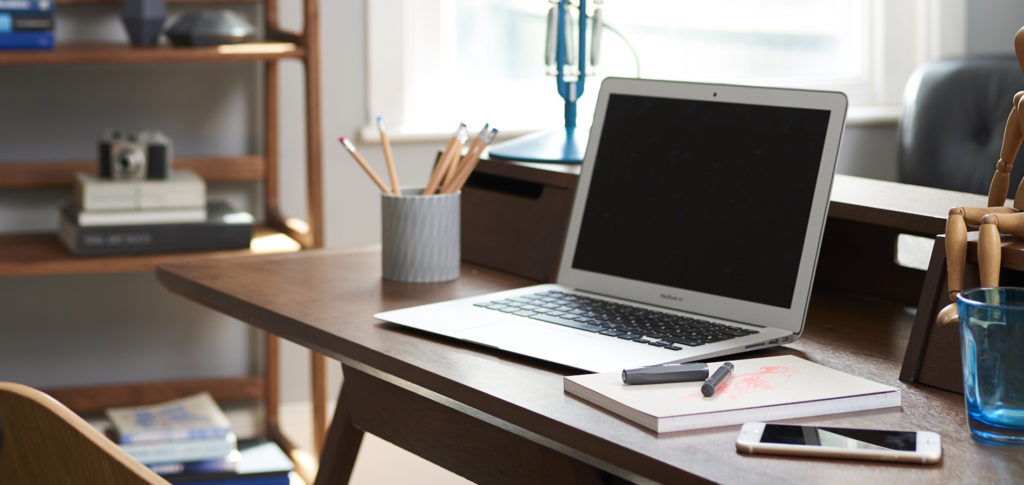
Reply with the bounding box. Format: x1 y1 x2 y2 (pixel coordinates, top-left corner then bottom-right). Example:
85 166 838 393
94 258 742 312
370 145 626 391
563 355 901 434
106 392 232 444
75 170 206 211
64 204 207 226
118 432 238 466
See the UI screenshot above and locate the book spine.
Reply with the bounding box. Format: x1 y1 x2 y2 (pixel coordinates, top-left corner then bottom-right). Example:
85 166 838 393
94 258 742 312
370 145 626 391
147 454 238 478
0 0 54 12
60 218 253 256
119 436 237 466
179 475 291 485
75 207 207 227
77 179 206 211
0 29 52 49
0 11 54 32
120 426 231 445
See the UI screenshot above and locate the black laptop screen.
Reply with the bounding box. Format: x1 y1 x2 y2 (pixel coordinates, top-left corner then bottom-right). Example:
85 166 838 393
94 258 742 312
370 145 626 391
571 93 830 309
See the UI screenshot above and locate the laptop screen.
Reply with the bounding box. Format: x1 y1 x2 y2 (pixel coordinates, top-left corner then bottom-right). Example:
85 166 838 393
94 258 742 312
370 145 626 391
571 93 831 309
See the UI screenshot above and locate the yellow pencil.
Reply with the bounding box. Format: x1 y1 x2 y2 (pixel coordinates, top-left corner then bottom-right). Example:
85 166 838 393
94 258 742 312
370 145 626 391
443 127 498 194
444 123 488 189
377 116 401 195
339 136 390 194
423 123 468 195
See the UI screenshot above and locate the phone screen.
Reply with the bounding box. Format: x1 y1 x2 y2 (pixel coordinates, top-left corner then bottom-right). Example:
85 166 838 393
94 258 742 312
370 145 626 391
760 424 917 451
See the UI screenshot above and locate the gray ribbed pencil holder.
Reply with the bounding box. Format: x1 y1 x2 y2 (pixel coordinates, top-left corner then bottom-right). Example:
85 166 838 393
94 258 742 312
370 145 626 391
381 188 460 282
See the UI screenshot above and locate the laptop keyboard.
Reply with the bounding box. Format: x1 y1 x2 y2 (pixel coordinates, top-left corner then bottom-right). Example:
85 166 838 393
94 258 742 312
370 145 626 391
473 290 758 351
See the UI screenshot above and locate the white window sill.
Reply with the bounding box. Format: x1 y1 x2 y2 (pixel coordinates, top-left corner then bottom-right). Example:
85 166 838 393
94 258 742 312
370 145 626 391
358 105 900 144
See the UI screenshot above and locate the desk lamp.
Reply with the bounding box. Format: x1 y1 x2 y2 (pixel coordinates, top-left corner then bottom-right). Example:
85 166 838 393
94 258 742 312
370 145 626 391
488 0 599 164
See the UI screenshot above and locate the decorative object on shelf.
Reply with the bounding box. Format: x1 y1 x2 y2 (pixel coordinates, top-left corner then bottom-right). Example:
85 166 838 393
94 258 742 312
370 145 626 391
937 25 1024 327
98 129 172 180
166 10 255 47
121 0 166 46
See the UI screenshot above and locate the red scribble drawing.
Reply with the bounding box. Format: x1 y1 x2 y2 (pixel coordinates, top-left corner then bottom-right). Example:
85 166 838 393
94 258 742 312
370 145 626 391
673 366 797 402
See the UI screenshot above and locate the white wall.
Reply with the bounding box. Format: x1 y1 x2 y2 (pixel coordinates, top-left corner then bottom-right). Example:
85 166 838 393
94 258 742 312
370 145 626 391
2 1 1024 408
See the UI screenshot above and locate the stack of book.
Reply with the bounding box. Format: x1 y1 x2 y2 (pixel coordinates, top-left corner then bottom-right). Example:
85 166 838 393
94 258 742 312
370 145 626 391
59 170 254 256
0 0 54 50
105 392 293 484
106 392 239 472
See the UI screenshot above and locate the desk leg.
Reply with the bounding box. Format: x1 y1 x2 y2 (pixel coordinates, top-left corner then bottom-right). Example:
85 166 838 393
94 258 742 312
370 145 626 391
312 383 364 485
312 351 328 454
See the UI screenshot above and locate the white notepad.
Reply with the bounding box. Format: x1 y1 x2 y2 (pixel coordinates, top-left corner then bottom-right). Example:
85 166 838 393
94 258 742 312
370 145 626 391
563 355 900 433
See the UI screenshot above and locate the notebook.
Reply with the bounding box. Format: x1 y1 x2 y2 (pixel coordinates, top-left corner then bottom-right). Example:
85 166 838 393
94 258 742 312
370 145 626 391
563 355 900 433
376 77 847 373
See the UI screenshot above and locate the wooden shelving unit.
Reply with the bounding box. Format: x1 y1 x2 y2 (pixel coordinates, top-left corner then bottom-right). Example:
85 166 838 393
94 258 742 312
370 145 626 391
0 42 305 65
1 0 324 480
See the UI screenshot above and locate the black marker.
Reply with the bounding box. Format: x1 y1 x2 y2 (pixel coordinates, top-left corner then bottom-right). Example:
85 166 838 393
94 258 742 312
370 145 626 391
621 363 709 385
701 362 734 397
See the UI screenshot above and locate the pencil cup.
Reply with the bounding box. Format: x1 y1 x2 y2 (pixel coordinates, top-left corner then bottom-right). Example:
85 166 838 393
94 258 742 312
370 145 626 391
381 188 460 282
957 287 1024 444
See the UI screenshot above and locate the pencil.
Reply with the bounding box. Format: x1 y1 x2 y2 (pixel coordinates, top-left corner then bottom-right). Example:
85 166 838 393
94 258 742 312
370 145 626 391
377 116 401 195
422 123 468 195
444 123 488 189
339 136 390 194
443 127 498 194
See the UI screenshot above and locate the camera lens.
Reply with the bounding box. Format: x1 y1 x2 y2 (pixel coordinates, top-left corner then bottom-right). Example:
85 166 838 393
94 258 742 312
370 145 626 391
113 147 146 179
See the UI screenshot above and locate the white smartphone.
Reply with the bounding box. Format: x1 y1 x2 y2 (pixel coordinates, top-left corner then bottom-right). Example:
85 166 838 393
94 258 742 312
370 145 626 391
735 422 942 464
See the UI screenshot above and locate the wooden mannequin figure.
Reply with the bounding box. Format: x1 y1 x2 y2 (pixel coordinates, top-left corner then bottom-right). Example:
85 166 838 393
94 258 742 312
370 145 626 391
938 26 1024 326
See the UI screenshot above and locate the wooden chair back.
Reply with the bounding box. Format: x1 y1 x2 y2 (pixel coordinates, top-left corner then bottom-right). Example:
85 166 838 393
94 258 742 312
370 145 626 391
0 381 167 484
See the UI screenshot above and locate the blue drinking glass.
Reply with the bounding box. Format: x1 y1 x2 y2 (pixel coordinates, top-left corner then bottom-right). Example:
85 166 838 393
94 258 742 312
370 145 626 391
958 287 1024 444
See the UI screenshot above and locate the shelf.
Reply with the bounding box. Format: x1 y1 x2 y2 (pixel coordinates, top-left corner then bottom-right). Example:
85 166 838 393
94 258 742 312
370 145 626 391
0 226 301 276
0 43 305 65
45 376 265 414
56 0 258 4
0 155 266 189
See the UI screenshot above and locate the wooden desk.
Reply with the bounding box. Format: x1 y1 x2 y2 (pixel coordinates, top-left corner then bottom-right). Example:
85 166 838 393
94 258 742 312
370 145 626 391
156 248 1019 485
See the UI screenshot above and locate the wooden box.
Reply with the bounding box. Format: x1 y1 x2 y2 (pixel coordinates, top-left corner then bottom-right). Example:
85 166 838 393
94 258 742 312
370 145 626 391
901 234 1024 393
460 159 579 282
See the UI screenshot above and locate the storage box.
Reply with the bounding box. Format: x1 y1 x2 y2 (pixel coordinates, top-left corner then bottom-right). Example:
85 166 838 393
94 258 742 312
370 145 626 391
460 159 578 282
902 234 1024 393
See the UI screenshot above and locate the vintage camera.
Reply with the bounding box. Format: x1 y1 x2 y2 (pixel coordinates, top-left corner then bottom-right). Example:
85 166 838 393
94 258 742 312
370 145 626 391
98 130 173 180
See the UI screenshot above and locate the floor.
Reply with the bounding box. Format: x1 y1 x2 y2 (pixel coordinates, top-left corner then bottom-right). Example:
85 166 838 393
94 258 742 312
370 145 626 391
277 400 473 485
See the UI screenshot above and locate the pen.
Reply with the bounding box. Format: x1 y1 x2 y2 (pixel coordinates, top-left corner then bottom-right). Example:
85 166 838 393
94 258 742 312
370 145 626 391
377 116 401 195
622 362 709 385
339 136 390 194
701 362 734 397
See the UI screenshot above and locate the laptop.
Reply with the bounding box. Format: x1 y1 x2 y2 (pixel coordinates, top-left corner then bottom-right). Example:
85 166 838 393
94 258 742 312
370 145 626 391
376 77 847 373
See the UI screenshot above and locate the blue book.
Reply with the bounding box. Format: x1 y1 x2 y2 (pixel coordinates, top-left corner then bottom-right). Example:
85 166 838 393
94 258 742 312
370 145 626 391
149 454 240 477
162 439 293 484
0 30 53 49
0 12 54 33
0 0 53 12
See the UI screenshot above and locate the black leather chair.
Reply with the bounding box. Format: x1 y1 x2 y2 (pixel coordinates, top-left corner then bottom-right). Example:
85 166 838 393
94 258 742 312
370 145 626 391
898 55 1024 197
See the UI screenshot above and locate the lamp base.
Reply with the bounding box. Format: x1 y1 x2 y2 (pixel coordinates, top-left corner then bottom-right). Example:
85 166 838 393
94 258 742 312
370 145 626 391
488 127 587 164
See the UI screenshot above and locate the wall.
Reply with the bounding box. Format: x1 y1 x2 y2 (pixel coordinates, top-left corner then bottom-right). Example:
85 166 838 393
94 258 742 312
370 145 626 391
2 2 1024 408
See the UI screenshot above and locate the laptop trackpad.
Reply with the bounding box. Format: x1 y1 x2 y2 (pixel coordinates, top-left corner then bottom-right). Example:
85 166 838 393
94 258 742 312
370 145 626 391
457 319 601 362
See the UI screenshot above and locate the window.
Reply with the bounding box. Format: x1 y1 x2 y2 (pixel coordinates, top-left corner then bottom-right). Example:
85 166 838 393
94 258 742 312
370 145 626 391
366 0 966 139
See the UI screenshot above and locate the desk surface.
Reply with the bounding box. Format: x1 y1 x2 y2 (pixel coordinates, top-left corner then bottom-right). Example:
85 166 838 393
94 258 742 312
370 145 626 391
156 248 1021 484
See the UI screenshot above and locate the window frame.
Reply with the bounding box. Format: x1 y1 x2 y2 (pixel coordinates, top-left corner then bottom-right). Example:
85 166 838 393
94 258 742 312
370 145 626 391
364 0 966 141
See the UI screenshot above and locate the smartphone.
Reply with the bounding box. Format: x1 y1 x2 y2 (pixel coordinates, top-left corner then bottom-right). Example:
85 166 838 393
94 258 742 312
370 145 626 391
735 422 942 464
